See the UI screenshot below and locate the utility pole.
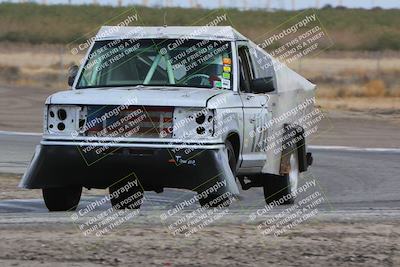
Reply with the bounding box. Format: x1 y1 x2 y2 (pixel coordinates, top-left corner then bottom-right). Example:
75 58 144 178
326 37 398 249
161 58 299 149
291 0 295 11
165 0 173 8
190 0 202 8
278 0 285 10
266 0 271 10
229 0 236 10
316 0 320 8
243 0 248 10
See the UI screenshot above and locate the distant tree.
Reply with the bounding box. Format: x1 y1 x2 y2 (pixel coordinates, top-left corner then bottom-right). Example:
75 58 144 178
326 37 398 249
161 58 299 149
322 4 332 9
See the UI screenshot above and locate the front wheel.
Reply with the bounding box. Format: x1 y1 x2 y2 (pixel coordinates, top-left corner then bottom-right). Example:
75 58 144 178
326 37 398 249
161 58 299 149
42 186 82 211
263 149 299 205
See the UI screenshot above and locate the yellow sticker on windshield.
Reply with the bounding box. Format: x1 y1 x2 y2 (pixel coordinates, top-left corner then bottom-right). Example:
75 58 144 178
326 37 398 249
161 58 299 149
223 66 231 72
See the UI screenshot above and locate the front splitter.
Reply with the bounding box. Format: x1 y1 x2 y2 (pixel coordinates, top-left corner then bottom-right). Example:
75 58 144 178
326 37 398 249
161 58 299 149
20 144 239 196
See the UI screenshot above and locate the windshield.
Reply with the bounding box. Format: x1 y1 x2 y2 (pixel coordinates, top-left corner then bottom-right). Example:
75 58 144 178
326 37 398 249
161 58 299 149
76 39 233 90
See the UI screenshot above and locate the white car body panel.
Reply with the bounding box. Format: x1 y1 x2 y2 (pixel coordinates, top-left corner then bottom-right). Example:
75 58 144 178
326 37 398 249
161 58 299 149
47 87 227 107
22 26 316 194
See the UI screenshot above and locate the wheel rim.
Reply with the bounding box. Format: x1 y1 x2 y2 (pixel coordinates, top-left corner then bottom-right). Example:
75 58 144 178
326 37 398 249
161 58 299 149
288 152 299 194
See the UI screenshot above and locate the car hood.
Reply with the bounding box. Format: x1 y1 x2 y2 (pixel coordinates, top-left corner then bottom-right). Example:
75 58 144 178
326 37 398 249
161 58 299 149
46 86 229 107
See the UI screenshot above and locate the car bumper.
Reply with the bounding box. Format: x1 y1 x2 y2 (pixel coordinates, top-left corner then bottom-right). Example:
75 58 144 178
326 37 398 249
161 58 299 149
20 141 239 196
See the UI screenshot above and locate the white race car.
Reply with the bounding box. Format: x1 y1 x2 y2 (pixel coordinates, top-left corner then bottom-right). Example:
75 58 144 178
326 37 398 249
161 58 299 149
21 26 315 211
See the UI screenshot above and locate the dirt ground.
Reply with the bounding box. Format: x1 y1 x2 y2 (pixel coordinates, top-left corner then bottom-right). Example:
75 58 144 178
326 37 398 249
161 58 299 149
0 174 399 267
0 173 105 200
0 173 40 200
1 88 399 267
1 84 400 149
0 45 399 146
1 38 400 267
0 85 57 132
310 108 400 148
1 53 399 267
0 220 398 267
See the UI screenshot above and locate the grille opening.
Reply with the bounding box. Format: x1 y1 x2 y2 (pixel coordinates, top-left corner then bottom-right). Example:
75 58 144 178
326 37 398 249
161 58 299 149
84 105 174 138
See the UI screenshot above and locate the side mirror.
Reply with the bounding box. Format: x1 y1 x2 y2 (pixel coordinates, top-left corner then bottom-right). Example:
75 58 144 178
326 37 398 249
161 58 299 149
250 77 275 93
68 65 79 87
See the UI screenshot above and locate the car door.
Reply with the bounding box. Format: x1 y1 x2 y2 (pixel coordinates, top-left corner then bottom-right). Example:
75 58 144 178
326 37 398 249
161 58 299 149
237 43 271 168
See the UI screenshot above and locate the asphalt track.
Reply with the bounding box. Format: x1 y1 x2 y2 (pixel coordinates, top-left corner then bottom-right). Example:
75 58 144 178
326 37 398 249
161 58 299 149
0 131 399 216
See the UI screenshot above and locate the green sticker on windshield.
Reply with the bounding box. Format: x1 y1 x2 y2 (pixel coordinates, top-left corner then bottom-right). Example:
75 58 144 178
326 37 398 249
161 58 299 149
223 73 230 79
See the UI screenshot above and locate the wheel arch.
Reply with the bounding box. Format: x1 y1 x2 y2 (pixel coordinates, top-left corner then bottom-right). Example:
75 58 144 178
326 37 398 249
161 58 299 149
295 126 308 172
279 124 308 175
226 131 241 164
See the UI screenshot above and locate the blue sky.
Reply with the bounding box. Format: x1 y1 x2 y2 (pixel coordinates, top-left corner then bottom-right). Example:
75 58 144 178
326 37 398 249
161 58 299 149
3 0 400 9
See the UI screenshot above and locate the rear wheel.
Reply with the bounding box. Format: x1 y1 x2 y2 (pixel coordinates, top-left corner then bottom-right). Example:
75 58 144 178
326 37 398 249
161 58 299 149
263 149 299 205
109 178 144 210
42 186 82 211
198 140 237 208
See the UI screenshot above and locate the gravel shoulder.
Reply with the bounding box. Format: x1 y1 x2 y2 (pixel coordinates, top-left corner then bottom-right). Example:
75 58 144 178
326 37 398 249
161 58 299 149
311 109 400 148
0 219 398 267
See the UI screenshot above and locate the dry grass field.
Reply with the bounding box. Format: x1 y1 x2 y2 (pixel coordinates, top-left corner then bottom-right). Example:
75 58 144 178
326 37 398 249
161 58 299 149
0 43 399 114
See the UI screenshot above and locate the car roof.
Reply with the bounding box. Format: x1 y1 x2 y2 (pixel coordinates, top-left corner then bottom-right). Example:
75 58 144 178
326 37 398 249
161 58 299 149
95 26 248 41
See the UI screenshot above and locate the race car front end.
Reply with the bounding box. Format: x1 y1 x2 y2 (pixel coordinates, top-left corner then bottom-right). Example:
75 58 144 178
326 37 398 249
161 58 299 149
20 103 239 198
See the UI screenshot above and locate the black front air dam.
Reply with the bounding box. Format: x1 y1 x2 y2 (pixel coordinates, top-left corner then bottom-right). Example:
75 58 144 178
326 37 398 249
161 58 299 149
19 144 239 196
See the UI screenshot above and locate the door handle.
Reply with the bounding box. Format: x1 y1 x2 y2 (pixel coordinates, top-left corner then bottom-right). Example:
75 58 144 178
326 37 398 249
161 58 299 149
261 96 269 106
246 95 254 100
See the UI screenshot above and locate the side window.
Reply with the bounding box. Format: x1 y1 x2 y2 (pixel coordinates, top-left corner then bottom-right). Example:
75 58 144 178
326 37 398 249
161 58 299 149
249 45 275 81
238 46 254 93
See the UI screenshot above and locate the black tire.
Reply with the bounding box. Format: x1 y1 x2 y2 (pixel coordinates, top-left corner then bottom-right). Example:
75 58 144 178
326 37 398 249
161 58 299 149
42 186 82 211
263 149 299 205
225 140 237 177
109 178 144 210
198 140 237 208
